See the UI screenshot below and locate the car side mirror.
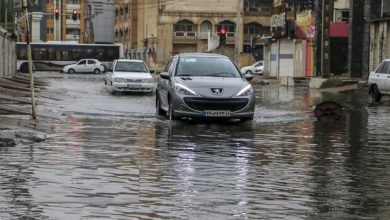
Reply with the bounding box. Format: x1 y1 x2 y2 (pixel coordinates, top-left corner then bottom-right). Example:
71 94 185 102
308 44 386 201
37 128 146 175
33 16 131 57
244 73 253 81
149 69 155 74
160 71 170 80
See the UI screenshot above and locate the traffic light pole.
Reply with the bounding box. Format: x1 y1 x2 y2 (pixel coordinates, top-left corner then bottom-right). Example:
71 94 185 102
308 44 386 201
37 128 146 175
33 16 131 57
234 0 241 64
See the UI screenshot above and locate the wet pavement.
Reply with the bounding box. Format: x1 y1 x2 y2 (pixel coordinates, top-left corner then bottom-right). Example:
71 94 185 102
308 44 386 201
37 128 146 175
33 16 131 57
0 72 389 219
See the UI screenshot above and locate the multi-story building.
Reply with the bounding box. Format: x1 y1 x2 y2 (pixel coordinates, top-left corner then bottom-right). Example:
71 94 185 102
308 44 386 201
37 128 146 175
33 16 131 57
369 0 390 72
46 0 86 42
17 0 86 43
85 0 115 43
114 0 272 67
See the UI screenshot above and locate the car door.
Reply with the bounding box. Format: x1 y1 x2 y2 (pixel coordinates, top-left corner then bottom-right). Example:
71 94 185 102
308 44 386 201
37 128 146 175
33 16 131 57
383 62 390 94
254 61 264 73
88 59 98 73
158 57 175 109
373 61 390 93
106 60 116 86
76 59 87 73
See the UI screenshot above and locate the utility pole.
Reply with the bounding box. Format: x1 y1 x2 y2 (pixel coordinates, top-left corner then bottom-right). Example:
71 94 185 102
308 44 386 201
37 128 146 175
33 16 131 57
23 0 37 119
234 0 241 64
4 0 8 30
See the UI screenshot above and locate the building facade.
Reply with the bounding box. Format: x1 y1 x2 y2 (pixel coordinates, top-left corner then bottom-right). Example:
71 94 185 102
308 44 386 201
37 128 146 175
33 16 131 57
86 0 115 43
17 0 87 43
369 0 390 73
114 0 272 68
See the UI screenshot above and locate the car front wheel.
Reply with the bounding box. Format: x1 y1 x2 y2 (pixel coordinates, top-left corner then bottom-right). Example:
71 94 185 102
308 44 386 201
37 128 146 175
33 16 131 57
156 95 165 115
68 69 75 74
370 85 381 104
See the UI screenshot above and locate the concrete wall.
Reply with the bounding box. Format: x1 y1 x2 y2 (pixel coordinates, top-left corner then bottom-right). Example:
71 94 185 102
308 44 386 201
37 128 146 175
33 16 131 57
0 28 16 77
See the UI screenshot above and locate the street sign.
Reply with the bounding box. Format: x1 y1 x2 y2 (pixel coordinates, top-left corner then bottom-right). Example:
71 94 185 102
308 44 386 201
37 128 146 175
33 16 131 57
14 0 23 12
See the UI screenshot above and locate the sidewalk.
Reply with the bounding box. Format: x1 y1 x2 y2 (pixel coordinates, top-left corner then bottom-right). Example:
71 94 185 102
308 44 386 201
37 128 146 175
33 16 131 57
0 73 66 147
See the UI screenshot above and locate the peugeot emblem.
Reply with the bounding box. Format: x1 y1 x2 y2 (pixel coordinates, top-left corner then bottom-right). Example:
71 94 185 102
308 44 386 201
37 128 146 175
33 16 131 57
211 88 223 95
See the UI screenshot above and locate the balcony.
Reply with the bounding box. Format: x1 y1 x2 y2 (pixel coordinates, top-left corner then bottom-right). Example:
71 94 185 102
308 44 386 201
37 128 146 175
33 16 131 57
173 31 198 44
66 34 80 41
244 7 272 16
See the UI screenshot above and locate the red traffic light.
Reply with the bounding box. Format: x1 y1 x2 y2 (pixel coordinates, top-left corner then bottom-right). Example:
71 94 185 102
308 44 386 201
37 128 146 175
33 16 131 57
54 8 59 20
220 28 226 36
219 26 226 45
72 10 78 21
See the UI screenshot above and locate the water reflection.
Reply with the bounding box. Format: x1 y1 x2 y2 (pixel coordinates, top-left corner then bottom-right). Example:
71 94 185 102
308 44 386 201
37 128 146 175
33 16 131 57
1 79 390 219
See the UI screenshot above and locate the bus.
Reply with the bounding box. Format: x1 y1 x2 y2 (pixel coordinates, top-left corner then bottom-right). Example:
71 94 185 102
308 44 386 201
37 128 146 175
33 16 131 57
16 41 124 73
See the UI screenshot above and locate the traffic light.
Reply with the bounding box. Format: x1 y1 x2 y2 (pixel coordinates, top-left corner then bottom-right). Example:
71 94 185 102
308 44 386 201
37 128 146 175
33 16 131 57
72 10 78 21
55 8 59 20
251 36 257 51
219 27 226 46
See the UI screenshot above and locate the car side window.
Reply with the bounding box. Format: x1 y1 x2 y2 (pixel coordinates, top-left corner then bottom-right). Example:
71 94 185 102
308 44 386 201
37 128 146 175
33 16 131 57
78 60 86 65
376 62 389 73
164 58 173 72
168 58 176 75
89 60 96 65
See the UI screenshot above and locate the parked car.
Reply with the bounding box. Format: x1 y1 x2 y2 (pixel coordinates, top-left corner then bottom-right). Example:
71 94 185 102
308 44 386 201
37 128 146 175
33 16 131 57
156 53 255 121
240 61 264 75
62 59 105 74
368 59 390 103
104 59 155 94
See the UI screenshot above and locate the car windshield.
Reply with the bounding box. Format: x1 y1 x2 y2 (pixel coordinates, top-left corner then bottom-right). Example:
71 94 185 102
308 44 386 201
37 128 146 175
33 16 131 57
114 61 148 73
176 57 242 78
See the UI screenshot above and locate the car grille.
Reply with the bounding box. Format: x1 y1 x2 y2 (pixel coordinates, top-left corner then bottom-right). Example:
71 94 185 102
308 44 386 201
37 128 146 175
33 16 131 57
183 97 249 111
125 79 143 83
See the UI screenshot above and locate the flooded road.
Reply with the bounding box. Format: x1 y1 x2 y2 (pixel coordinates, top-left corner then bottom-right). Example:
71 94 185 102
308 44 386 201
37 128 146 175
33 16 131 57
1 73 389 219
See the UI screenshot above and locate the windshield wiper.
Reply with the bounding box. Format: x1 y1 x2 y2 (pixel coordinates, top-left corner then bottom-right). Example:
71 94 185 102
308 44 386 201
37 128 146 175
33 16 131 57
203 72 234 77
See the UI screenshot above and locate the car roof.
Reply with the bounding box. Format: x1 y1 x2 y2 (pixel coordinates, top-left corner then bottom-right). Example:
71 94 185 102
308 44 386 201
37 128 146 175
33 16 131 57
115 59 145 63
176 53 229 59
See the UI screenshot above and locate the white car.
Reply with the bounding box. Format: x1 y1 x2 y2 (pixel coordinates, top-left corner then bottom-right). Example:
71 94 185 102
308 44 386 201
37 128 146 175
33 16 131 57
240 61 264 75
62 59 105 74
104 59 155 94
368 58 390 103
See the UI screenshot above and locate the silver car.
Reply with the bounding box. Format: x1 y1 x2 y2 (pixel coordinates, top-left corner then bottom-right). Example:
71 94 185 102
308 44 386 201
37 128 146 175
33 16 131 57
368 58 390 103
104 59 155 94
156 53 255 121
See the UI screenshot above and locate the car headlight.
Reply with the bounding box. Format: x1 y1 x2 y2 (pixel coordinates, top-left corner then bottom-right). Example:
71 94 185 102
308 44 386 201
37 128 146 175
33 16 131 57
174 83 197 95
236 84 253 96
143 78 154 83
114 78 127 83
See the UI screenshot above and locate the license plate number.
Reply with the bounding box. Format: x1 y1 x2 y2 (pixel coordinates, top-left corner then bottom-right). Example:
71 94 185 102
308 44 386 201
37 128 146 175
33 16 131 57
203 111 231 117
127 84 140 88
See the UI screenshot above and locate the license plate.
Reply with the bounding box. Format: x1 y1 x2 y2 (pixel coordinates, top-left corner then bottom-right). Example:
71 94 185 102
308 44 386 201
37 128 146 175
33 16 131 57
127 84 141 88
203 111 231 117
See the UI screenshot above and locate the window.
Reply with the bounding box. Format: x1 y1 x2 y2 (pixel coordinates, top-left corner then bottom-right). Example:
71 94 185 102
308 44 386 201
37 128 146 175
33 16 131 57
67 0 80 4
78 60 86 65
88 60 96 65
175 20 194 32
33 47 47 60
217 21 235 33
72 49 82 60
376 62 390 73
244 23 262 35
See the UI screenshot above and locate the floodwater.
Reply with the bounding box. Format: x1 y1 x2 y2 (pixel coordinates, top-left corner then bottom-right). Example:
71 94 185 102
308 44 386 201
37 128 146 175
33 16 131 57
0 73 389 219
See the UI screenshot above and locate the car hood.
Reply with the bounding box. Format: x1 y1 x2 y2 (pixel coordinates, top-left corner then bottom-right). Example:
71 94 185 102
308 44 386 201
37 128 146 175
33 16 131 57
112 72 153 79
174 76 251 97
63 64 76 69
